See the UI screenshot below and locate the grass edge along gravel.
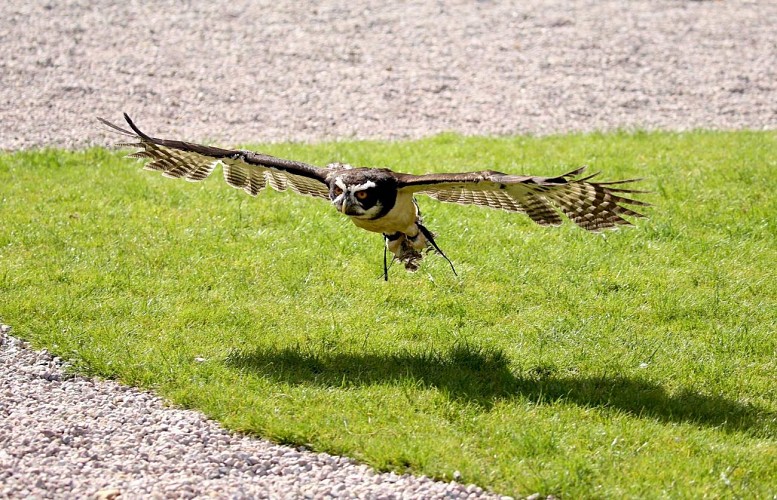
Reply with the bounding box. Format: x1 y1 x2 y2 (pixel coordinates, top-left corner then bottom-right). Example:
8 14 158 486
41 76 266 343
1 130 775 497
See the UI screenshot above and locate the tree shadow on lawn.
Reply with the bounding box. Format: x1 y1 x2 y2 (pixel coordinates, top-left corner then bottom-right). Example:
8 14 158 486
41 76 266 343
226 343 774 436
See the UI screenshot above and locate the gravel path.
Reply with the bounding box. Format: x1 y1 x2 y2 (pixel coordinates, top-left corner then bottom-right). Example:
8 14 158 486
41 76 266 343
1 0 775 151
1 1 775 498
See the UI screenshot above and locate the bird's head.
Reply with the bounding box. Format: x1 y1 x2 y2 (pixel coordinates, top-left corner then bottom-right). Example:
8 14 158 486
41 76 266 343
327 167 397 219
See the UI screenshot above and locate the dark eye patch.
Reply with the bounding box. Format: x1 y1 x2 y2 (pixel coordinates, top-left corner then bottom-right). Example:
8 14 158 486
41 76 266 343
354 188 378 207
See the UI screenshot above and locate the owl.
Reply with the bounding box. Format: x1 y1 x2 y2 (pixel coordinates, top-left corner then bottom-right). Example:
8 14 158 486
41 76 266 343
99 114 648 280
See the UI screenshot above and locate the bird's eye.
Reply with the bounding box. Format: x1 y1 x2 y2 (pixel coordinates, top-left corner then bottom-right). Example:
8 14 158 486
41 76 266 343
355 190 369 200
333 186 343 196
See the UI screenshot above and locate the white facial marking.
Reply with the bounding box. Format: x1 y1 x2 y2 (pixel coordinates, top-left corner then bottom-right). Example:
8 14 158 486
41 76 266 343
356 203 383 219
332 176 347 204
349 181 376 192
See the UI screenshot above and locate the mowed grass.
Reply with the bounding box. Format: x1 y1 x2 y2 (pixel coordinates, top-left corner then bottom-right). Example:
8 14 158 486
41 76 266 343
1 130 775 497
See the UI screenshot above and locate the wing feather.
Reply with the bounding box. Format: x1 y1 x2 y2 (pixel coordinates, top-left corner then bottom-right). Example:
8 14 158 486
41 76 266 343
98 114 330 199
396 168 648 231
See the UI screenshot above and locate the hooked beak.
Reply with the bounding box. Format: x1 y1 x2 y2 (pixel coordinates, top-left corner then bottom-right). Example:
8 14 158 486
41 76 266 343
340 197 350 214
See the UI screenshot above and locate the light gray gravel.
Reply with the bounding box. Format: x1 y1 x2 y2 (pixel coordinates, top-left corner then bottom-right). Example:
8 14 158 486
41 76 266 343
1 326 503 499
1 0 775 151
1 1 775 498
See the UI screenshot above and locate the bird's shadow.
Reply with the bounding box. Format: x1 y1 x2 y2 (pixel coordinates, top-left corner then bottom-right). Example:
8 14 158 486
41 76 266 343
226 343 774 436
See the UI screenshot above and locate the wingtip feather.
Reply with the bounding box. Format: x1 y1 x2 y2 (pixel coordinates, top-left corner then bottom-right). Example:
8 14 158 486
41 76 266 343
97 116 134 136
123 113 152 140
561 166 587 178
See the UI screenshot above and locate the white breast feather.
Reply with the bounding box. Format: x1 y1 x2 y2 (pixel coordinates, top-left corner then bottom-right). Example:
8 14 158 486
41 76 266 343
350 192 419 235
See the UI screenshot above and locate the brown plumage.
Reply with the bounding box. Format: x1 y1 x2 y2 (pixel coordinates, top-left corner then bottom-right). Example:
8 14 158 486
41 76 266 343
99 114 649 279
397 168 648 231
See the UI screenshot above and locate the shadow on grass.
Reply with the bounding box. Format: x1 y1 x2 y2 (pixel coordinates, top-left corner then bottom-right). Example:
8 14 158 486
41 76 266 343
226 343 774 436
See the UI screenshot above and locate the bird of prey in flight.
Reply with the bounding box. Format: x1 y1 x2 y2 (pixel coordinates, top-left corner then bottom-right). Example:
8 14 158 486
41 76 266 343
99 114 648 280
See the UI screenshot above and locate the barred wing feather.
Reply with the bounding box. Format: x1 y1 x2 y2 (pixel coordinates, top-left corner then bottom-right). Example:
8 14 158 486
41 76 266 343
397 168 648 231
98 114 330 199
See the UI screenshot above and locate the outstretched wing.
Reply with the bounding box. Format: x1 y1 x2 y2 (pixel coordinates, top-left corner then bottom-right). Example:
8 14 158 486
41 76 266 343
98 114 331 199
396 167 649 231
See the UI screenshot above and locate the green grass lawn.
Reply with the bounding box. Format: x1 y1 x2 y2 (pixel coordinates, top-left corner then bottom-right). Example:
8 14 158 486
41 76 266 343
1 130 775 497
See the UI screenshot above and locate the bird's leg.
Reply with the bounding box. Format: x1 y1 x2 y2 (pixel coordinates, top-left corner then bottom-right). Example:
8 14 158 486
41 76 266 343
417 223 458 277
383 234 389 281
382 232 402 281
